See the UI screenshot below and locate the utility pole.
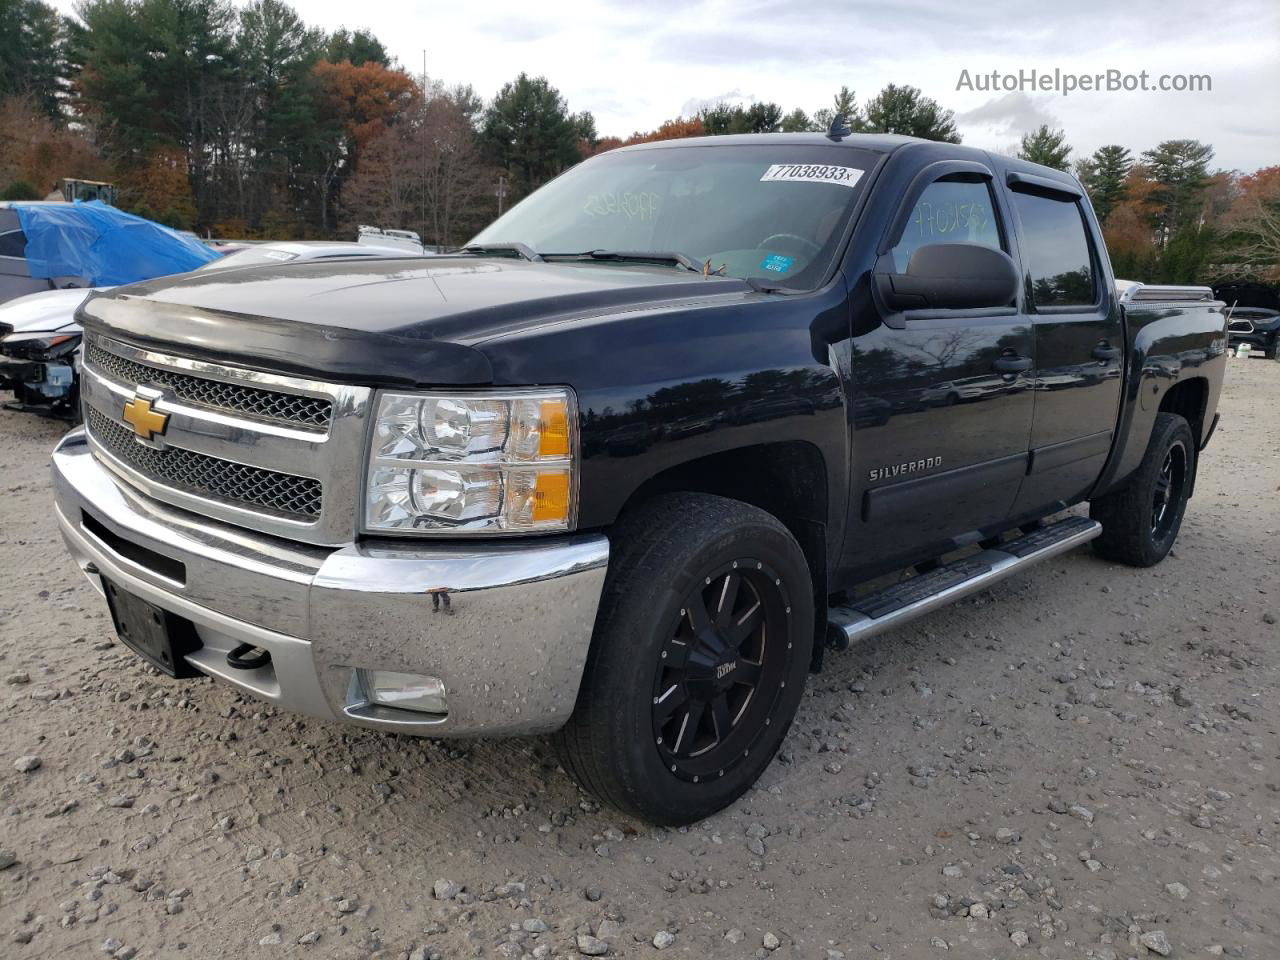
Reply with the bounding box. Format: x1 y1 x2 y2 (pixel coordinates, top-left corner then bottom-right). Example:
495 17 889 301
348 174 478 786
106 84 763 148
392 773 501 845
496 175 507 217
427 49 432 252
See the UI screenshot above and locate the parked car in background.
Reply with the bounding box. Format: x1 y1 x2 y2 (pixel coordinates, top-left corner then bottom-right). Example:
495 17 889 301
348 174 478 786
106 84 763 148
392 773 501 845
0 287 93 416
0 202 218 415
0 203 90 303
357 225 432 254
1 201 218 307
197 240 430 273
1 238 428 417
1226 307 1280 359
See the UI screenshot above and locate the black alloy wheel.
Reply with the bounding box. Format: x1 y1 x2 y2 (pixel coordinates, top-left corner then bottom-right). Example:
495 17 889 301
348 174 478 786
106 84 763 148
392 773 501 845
1150 441 1187 542
651 559 792 783
1090 412 1195 567
552 493 814 824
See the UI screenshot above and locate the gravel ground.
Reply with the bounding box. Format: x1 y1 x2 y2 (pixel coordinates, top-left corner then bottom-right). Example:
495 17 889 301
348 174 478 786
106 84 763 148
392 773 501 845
1 358 1276 960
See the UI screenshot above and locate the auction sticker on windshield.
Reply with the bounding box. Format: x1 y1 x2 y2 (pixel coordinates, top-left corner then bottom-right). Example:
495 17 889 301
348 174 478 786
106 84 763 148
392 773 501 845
760 164 863 188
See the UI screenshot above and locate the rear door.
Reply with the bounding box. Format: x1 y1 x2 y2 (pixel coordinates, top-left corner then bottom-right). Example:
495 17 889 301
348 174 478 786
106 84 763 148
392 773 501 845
846 161 1035 574
1003 175 1124 515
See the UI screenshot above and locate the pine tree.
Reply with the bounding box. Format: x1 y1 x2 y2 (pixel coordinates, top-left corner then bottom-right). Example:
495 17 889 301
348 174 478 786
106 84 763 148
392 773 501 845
1018 125 1072 171
481 73 583 193
861 85 959 143
1077 145 1132 223
779 108 813 133
1141 139 1214 244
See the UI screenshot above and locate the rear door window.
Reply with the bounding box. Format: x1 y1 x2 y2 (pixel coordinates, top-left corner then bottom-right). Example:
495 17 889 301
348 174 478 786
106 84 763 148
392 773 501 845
1011 190 1096 308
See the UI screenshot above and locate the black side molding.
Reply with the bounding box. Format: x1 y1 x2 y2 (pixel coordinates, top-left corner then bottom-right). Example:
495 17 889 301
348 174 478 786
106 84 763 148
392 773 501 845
863 452 1027 522
1028 430 1113 475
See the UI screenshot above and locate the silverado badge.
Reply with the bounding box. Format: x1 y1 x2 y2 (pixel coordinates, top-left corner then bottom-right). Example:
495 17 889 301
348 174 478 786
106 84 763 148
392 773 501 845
122 390 170 443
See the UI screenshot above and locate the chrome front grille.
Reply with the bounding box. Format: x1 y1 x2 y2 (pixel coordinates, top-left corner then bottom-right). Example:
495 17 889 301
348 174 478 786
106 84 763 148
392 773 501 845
79 332 373 546
87 408 323 519
84 340 332 429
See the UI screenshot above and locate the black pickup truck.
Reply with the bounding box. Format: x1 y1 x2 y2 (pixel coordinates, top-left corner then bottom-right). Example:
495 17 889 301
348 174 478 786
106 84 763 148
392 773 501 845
52 130 1227 823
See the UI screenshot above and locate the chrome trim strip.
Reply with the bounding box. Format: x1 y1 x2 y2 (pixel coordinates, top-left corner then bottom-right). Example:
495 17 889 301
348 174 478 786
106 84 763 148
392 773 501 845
1116 281 1217 304
85 427 322 531
89 334 344 405
82 362 327 445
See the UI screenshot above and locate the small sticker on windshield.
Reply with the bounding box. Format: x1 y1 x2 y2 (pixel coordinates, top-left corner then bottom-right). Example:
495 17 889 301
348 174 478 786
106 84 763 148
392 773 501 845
760 164 863 188
760 254 794 273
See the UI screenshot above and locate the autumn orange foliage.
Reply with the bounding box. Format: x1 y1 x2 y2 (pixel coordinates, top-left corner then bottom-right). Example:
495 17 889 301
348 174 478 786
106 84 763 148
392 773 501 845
312 59 418 153
586 117 706 156
0 95 107 196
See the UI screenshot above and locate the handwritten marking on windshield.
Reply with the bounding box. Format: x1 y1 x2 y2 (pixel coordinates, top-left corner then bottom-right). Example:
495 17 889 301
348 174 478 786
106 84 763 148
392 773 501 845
583 191 661 221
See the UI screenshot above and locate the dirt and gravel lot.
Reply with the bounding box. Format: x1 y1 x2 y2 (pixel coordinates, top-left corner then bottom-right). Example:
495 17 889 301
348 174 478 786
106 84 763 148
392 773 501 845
0 358 1276 960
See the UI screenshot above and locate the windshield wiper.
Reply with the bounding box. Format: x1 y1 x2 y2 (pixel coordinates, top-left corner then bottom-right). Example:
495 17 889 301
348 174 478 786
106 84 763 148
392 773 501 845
544 249 703 273
460 242 544 262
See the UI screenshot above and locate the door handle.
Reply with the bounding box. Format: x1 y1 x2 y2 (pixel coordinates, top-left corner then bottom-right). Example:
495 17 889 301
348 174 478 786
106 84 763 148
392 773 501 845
992 355 1032 374
1092 345 1121 361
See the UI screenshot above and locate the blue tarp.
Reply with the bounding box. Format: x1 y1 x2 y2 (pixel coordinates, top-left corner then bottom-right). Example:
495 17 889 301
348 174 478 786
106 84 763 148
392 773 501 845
13 200 220 287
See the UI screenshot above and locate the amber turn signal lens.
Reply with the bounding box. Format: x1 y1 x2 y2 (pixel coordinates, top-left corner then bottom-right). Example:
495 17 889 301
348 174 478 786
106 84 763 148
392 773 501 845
537 400 570 457
531 471 571 522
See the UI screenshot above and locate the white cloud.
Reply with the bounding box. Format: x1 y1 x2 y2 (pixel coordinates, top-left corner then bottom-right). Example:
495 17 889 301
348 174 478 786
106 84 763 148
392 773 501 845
49 0 1280 170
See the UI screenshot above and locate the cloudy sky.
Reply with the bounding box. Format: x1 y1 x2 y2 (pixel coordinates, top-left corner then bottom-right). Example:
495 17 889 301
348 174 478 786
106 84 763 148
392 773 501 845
55 0 1280 171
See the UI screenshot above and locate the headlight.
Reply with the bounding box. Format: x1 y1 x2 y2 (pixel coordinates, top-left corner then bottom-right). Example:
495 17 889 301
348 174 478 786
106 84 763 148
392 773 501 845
364 388 577 534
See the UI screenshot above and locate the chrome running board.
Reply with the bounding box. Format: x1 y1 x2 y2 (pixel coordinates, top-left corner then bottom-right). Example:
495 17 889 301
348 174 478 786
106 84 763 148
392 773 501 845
827 516 1101 646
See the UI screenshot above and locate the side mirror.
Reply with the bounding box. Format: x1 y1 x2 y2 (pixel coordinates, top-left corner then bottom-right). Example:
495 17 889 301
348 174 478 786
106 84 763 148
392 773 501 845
874 243 1019 313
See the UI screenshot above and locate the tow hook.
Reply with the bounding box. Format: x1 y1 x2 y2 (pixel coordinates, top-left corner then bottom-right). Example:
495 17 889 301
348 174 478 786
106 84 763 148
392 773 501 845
226 643 272 671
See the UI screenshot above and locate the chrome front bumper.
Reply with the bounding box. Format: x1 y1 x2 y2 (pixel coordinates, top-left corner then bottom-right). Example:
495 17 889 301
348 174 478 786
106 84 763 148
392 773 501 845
51 429 610 736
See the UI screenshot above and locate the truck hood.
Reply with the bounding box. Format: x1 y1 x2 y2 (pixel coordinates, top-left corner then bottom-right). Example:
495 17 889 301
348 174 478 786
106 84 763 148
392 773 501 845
79 257 748 386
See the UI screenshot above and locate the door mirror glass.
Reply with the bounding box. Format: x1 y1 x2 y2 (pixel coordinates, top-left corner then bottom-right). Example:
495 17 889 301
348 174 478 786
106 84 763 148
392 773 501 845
876 242 1019 312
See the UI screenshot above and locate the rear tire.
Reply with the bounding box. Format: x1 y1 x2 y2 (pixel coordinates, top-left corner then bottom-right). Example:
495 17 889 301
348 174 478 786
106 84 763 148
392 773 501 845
553 493 813 824
1089 413 1195 567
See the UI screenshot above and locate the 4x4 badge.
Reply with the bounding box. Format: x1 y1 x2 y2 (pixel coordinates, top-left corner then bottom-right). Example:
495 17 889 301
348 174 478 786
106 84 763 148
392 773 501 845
122 391 170 442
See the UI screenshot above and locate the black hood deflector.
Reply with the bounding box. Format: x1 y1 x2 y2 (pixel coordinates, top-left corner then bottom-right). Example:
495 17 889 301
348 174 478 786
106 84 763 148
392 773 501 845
79 293 494 387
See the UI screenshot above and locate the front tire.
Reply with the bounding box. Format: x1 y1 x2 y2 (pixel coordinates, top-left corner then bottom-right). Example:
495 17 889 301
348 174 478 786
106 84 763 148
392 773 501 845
1089 413 1195 567
553 493 813 824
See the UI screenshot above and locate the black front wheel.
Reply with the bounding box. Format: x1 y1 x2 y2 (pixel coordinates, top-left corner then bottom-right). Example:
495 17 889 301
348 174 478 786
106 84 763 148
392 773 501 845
553 493 813 824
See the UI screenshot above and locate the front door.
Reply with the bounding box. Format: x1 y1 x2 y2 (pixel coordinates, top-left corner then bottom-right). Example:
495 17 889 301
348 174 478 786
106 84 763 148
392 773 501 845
845 167 1034 577
1004 180 1124 515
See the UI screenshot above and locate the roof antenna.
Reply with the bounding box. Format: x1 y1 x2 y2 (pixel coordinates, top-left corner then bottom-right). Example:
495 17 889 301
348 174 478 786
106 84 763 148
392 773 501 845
827 114 852 142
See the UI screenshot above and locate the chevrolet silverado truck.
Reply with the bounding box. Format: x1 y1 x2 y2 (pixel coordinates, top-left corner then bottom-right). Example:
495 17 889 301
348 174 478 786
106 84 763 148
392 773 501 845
51 129 1228 824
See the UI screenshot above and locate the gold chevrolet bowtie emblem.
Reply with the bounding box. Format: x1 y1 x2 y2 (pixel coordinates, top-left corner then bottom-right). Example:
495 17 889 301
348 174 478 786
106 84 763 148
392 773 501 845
122 392 170 442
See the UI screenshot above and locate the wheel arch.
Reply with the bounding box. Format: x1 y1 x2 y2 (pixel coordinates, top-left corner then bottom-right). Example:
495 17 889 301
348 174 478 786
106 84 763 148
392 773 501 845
1158 375 1209 442
613 440 831 671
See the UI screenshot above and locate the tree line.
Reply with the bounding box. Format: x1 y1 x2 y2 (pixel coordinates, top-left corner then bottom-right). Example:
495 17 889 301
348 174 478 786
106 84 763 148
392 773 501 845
1 0 1274 284
1016 126 1276 284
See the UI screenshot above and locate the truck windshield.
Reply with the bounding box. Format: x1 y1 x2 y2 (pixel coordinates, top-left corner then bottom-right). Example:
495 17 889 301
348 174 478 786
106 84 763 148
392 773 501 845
469 143 878 289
